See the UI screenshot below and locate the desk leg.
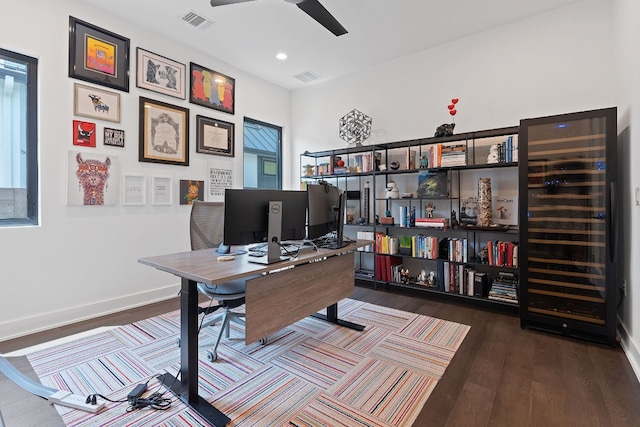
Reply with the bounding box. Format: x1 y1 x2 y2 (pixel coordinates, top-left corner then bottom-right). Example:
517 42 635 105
158 278 230 426
311 303 365 331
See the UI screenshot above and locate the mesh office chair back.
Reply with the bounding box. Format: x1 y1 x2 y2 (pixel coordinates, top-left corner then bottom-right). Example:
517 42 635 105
188 201 254 362
190 201 224 251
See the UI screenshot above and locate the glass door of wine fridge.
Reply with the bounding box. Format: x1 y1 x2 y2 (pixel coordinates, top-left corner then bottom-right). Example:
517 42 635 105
519 107 618 345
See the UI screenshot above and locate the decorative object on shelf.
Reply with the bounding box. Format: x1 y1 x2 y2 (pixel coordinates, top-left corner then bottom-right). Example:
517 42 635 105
389 160 400 170
425 202 435 218
416 270 427 285
302 164 314 176
385 181 400 199
401 192 414 198
477 177 492 226
400 268 410 284
427 271 436 287
339 109 372 146
419 156 429 168
363 181 370 223
451 210 459 228
487 144 500 163
417 170 448 198
434 98 459 137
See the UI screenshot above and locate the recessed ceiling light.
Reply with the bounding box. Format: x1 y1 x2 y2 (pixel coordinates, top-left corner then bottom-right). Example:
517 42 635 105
276 52 288 60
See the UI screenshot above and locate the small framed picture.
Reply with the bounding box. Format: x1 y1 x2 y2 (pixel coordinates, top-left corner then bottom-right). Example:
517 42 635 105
68 16 130 92
196 115 234 157
104 128 125 147
74 83 121 123
189 62 235 115
136 48 186 99
122 174 146 205
139 97 189 166
73 120 96 147
152 176 172 205
179 179 204 205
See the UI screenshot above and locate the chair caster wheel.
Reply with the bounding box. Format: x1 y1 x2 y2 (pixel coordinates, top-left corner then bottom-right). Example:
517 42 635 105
176 338 181 347
259 337 267 345
206 351 217 362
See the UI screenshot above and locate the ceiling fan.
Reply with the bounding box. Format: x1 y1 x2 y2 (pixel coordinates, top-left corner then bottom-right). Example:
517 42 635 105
210 0 348 36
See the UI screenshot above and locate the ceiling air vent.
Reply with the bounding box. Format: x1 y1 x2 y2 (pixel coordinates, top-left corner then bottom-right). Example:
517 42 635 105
293 70 321 83
180 10 215 30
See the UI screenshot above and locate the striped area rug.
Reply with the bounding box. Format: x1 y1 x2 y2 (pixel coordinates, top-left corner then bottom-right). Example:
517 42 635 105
27 299 470 426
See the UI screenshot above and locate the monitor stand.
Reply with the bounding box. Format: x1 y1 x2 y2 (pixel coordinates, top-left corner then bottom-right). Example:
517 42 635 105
248 200 290 265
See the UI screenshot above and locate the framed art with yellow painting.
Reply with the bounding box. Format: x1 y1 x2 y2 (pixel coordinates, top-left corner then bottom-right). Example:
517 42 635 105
68 16 130 92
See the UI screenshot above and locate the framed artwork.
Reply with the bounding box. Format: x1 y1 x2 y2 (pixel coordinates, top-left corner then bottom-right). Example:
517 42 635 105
122 174 146 205
136 48 186 99
68 16 130 92
74 83 121 123
152 176 172 205
139 97 189 166
196 115 234 157
179 179 204 205
104 128 125 147
67 150 120 206
73 120 96 147
189 62 235 114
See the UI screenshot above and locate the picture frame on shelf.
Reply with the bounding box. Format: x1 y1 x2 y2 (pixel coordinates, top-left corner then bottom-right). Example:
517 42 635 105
122 174 146 205
189 62 235 114
196 115 234 157
138 97 189 166
152 176 172 205
74 83 121 123
68 16 130 92
136 48 186 99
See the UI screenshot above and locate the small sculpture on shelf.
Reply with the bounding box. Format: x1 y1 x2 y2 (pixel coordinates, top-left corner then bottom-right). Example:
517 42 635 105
425 202 435 218
385 181 400 199
450 209 459 228
487 144 500 164
427 271 436 288
416 269 427 285
434 98 459 137
400 268 411 284
303 164 315 176
419 156 429 169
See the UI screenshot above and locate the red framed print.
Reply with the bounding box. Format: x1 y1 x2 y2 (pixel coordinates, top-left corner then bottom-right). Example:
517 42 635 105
73 120 97 147
189 62 235 115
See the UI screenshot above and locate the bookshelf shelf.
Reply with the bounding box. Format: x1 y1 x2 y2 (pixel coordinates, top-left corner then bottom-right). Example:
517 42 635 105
300 125 520 312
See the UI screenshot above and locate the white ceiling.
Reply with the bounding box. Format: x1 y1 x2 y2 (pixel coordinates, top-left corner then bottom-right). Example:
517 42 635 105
79 0 581 91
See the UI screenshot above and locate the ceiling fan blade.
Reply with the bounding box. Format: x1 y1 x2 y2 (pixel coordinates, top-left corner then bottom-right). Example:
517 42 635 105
210 0 257 7
295 0 348 36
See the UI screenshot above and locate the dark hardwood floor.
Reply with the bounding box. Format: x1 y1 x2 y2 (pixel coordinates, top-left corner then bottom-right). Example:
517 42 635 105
1 287 639 426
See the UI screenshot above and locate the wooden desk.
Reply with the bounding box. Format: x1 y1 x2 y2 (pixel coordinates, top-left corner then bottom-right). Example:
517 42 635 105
138 240 370 426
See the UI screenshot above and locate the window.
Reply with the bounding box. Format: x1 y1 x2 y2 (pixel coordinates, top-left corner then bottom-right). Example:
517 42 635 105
243 117 281 189
0 48 38 226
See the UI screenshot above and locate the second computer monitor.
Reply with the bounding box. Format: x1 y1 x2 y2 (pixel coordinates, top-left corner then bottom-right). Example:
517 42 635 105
223 189 307 246
307 182 347 248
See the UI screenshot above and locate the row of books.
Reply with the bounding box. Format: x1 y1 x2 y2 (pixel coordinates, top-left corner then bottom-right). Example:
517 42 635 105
486 240 519 268
488 271 519 303
440 262 489 296
374 254 402 282
497 135 518 163
423 143 467 168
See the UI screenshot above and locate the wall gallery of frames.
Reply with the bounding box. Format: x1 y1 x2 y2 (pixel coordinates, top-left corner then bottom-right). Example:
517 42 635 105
66 16 236 207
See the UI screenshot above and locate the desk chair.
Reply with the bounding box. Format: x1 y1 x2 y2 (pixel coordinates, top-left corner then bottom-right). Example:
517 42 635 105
189 201 260 362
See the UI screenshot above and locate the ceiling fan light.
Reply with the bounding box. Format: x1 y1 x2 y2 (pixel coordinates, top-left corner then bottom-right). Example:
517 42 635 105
276 52 288 60
284 0 304 4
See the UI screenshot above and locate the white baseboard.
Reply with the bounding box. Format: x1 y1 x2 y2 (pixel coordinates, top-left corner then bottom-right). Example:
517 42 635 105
617 319 640 384
0 283 180 342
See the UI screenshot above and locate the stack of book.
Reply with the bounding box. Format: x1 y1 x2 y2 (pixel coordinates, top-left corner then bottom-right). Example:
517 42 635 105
488 271 518 304
440 144 467 166
486 240 519 267
415 217 448 230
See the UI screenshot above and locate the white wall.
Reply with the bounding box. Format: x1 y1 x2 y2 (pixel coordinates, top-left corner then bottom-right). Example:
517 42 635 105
0 0 292 341
613 0 640 379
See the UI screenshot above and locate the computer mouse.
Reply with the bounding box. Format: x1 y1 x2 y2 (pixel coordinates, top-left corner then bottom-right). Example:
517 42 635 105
217 243 230 254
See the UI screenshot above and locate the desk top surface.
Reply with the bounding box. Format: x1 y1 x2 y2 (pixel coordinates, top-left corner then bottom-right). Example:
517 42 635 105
138 239 372 285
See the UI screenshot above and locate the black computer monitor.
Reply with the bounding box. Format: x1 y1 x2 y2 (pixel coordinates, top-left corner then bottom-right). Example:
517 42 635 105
307 182 347 248
223 189 307 246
